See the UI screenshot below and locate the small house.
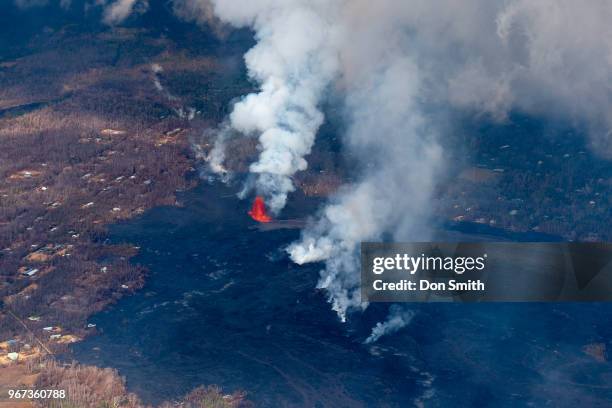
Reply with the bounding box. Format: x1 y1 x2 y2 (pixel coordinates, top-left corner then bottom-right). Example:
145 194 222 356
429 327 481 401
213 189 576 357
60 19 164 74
22 268 39 277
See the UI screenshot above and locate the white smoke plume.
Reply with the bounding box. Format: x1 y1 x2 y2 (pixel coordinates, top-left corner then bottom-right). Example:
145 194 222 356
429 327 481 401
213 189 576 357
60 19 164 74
364 306 415 344
150 63 196 120
288 50 443 320
286 1 450 320
102 0 148 25
150 63 165 93
194 0 342 213
288 0 612 323
195 124 231 179
174 1 612 325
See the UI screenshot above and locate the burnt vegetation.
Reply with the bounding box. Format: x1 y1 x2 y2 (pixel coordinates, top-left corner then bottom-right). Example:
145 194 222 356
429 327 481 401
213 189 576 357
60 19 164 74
0 25 250 352
0 19 258 405
24 358 251 408
436 114 612 241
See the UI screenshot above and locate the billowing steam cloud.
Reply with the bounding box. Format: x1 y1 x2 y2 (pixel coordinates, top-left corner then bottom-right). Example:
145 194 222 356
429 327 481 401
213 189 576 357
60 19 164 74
103 0 136 24
198 0 342 213
288 0 612 324
102 0 148 25
364 306 415 344
288 48 442 320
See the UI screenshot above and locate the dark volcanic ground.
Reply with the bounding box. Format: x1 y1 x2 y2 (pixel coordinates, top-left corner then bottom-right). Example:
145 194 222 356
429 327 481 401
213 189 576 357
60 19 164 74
70 182 612 407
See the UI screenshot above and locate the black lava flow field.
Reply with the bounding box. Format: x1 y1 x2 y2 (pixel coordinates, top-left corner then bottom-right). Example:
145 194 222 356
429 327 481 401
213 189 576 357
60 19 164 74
71 182 612 407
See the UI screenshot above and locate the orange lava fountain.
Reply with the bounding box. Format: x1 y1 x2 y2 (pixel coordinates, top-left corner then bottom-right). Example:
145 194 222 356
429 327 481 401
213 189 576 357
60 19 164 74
248 196 272 223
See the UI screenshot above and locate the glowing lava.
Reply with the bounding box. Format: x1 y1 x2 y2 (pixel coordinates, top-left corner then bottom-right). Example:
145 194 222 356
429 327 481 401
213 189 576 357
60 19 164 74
248 196 272 223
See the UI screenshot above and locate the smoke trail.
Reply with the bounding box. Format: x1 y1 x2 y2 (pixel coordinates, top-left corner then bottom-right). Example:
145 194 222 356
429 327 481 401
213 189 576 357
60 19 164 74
364 306 415 344
150 63 166 93
204 125 231 178
197 0 342 213
150 63 196 120
288 3 443 322
103 0 148 25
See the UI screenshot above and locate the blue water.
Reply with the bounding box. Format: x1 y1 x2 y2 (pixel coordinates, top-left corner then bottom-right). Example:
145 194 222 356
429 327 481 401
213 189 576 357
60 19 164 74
71 182 612 407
